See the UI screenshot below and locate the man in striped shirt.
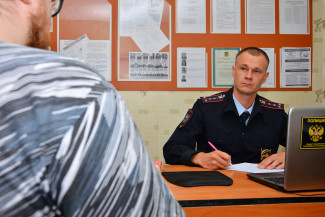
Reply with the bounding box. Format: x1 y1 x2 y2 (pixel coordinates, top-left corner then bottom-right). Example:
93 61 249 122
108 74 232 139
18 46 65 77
0 0 184 216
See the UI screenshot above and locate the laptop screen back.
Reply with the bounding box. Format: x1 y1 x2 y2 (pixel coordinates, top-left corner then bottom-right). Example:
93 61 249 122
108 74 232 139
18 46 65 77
284 106 325 191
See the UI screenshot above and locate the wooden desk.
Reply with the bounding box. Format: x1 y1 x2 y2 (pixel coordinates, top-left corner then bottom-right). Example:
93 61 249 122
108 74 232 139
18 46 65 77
162 165 325 217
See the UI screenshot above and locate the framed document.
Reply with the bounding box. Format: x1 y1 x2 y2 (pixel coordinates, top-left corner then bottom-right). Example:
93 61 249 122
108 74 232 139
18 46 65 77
212 48 240 87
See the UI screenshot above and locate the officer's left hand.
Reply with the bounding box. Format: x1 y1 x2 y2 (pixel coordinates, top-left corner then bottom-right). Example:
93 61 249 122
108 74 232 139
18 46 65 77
258 152 285 170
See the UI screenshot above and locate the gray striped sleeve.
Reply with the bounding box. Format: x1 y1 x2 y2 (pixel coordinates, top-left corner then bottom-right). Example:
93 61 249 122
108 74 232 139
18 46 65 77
0 41 184 217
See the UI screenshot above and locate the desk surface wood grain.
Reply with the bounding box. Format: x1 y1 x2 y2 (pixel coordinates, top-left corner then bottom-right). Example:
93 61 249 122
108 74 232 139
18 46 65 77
162 165 325 216
162 165 325 201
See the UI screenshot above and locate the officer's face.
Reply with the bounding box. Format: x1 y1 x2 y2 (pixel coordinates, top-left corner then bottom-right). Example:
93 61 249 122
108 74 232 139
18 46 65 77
232 52 269 96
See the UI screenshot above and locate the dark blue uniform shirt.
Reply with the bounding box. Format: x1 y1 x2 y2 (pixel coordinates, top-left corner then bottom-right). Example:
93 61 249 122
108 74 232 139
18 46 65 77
163 88 288 166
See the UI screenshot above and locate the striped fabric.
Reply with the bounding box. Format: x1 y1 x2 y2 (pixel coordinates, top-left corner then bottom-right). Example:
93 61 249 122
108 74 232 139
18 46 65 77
0 41 184 217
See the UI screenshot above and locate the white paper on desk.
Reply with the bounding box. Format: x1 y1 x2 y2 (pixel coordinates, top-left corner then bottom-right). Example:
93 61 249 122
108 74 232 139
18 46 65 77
226 163 284 173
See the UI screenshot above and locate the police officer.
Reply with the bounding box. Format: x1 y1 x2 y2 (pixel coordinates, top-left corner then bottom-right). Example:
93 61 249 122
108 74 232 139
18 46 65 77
163 47 287 170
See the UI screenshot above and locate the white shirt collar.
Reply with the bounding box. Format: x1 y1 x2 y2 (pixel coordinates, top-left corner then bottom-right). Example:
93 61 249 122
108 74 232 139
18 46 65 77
232 94 255 116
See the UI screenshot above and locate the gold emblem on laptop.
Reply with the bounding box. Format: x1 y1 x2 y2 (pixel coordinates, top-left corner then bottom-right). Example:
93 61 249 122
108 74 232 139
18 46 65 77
309 124 324 142
261 148 271 161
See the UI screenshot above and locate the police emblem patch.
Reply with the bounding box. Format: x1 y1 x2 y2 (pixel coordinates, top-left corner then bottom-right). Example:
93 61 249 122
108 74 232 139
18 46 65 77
179 109 193 128
261 148 272 161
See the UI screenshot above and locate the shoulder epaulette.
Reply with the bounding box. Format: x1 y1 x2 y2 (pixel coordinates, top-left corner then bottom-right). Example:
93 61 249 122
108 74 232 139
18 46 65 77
200 93 226 103
259 98 284 110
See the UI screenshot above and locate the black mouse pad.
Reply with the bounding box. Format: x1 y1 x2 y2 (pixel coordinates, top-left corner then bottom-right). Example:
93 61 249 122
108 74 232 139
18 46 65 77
162 171 233 187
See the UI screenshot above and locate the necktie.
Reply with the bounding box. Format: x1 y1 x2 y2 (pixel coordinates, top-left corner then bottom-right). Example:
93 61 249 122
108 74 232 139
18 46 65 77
240 111 250 125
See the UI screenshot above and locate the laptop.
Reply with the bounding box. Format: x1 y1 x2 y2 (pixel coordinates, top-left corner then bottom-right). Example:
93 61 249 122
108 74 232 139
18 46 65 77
247 106 325 192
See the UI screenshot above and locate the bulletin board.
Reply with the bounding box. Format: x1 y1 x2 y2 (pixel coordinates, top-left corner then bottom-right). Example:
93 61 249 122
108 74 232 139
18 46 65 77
50 0 313 91
54 0 112 81
118 0 171 82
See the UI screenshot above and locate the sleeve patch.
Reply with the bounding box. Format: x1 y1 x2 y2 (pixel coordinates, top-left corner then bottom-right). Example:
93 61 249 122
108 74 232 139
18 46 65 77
179 109 193 128
200 94 225 103
259 99 284 110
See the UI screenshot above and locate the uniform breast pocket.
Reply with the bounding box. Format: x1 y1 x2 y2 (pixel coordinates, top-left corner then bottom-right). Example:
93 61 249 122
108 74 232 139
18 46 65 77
253 138 278 149
208 134 233 151
252 138 279 160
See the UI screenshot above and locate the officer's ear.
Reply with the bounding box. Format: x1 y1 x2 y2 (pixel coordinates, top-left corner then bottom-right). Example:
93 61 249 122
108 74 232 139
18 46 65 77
232 65 236 78
262 71 269 83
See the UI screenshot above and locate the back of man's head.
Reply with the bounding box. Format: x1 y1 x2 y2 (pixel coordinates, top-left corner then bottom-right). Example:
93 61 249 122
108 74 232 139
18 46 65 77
0 0 53 49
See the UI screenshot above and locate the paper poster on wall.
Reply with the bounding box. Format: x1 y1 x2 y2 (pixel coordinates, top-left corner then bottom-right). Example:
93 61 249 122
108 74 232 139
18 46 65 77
212 48 240 87
176 0 206 33
280 0 310 34
119 0 168 53
211 0 241 34
118 0 171 81
60 35 112 81
261 48 276 88
129 52 169 80
280 47 311 88
246 0 275 34
177 48 207 88
58 0 112 81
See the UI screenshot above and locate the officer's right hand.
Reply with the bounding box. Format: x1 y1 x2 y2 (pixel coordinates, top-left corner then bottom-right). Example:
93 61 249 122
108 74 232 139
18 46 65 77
191 151 232 170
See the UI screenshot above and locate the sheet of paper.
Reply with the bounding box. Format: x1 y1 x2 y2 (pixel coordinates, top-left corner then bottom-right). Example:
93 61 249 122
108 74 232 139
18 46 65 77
176 0 206 33
60 35 112 81
119 0 163 36
131 12 169 53
261 48 275 88
280 47 311 88
226 163 284 173
246 0 275 34
279 0 309 34
211 0 241 34
82 40 112 81
147 0 164 27
60 34 89 59
177 47 207 88
129 52 169 80
119 0 169 53
212 48 239 87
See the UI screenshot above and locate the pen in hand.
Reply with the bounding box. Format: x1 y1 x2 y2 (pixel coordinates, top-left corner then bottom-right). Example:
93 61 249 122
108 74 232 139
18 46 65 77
208 141 232 166
208 141 218 151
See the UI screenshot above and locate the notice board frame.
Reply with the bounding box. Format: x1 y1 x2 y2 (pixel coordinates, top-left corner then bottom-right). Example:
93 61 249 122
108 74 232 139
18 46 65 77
50 0 313 91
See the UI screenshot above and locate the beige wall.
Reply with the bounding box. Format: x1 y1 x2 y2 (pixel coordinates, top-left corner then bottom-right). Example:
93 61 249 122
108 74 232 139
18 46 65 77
120 0 325 163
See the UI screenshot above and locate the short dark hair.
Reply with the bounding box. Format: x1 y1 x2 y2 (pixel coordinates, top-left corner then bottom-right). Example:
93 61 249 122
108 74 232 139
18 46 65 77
236 47 269 69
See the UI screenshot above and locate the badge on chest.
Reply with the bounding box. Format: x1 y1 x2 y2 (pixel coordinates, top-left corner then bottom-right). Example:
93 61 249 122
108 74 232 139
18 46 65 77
261 148 272 161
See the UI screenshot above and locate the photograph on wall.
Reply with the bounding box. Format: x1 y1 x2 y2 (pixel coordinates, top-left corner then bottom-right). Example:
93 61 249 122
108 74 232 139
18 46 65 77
177 47 207 88
129 52 169 80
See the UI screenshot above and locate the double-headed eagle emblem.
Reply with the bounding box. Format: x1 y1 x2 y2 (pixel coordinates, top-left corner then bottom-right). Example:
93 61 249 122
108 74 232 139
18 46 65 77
309 124 324 142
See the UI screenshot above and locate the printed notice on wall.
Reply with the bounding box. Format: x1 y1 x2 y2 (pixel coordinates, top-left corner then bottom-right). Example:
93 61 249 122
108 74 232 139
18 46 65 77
211 0 241 34
212 48 240 87
119 0 168 53
280 0 310 34
129 52 169 80
246 0 275 34
60 34 112 81
176 0 206 33
261 48 276 88
177 48 207 88
280 47 311 88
